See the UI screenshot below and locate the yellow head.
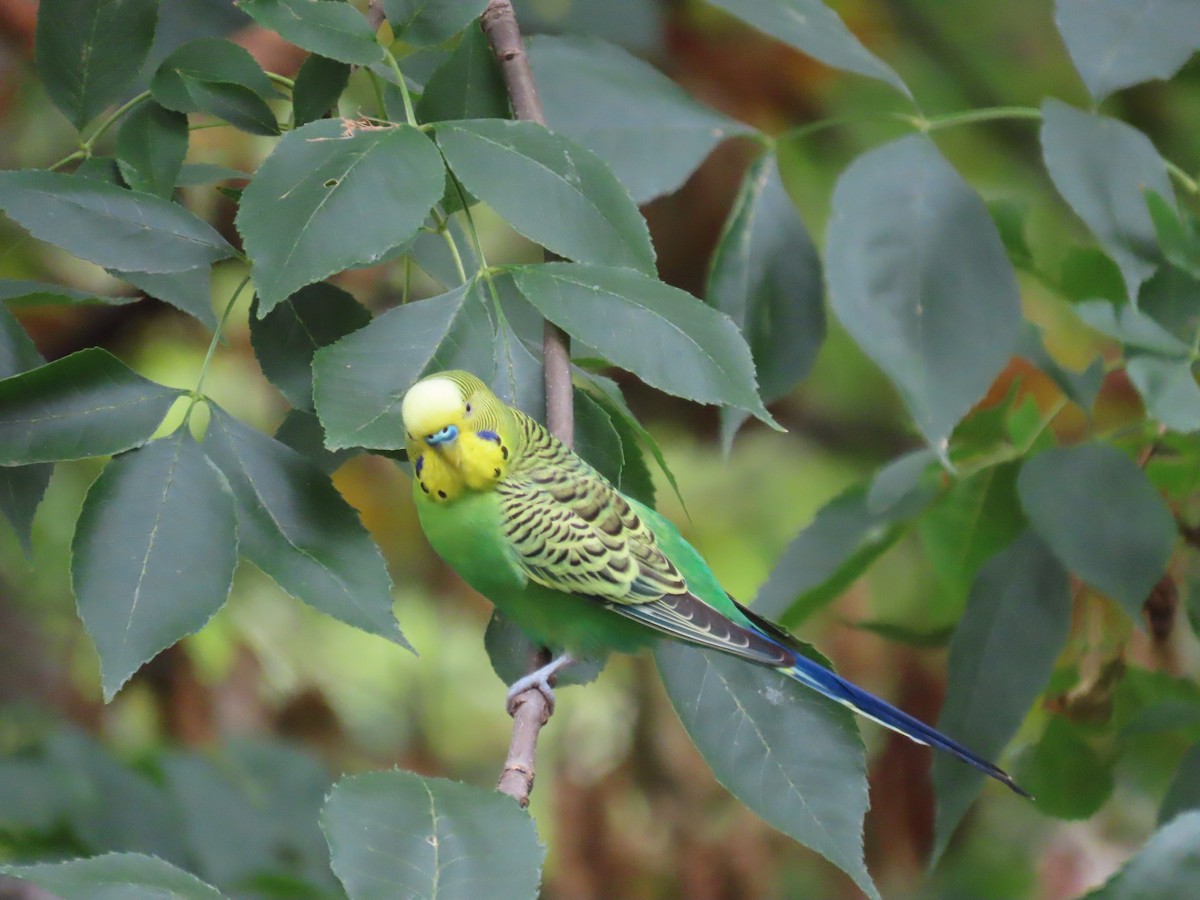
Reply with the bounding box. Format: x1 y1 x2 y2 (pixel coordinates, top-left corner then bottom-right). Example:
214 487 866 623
401 371 512 502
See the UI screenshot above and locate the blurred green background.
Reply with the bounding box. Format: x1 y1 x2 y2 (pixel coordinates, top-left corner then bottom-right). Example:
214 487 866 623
2 0 1198 897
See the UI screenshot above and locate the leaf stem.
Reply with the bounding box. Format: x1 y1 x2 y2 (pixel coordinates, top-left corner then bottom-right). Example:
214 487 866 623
780 111 914 143
48 150 85 172
908 106 1043 133
1166 161 1200 196
383 50 418 127
186 274 253 422
432 212 470 284
954 395 1070 479
82 91 152 153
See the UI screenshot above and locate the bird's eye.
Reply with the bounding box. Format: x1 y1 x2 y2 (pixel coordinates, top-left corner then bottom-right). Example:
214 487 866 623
465 402 472 413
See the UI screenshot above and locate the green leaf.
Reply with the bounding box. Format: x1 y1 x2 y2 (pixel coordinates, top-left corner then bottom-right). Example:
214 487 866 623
293 54 351 127
1088 811 1200 898
845 619 954 648
582 372 678 510
0 462 52 557
322 770 546 899
1140 265 1200 344
0 303 42 377
1041 100 1172 304
181 76 281 136
0 305 51 554
1060 246 1127 305
708 152 824 450
826 135 1022 449
1146 190 1200 279
236 118 444 313
574 386 624 482
239 0 385 65
436 119 655 275
151 38 278 114
918 463 1026 607
2 853 222 900
583 384 656 508
753 484 916 625
112 267 216 329
250 283 372 411
164 738 335 891
416 24 508 124
45 728 188 861
1016 716 1114 820
0 171 236 274
1055 0 1200 102
490 280 545 418
1127 355 1200 434
383 0 490 46
116 101 189 199
867 447 940 515
73 430 237 699
932 530 1070 858
1161 742 1200 824
0 348 180 465
988 198 1034 268
1015 322 1104 412
1076 299 1191 356
203 406 408 647
1018 442 1176 617
35 0 159 130
274 409 357 473
656 642 878 900
512 262 773 423
0 756 71 833
313 282 494 450
0 278 113 306
706 0 908 97
176 162 247 187
528 35 748 203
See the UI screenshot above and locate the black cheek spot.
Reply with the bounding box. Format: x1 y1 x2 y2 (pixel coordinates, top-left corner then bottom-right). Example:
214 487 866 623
420 481 429 494
493 467 501 478
501 445 509 460
437 489 447 499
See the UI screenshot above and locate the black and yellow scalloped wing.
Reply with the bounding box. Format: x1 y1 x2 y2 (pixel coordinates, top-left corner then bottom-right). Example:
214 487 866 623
497 463 685 604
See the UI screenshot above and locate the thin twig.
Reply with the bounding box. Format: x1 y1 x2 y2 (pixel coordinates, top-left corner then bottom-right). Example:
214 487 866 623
495 647 552 802
480 0 573 808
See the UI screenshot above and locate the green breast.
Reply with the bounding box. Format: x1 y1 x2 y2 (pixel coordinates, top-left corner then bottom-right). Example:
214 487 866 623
414 484 654 656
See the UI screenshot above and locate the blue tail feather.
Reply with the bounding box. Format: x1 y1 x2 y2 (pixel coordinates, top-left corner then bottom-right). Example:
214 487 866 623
783 655 1030 798
725 595 1029 798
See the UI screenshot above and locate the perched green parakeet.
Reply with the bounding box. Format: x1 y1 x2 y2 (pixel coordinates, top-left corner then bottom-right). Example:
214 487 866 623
402 370 1025 794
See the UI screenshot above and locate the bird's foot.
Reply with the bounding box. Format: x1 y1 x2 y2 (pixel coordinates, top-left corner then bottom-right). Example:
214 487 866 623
506 653 575 717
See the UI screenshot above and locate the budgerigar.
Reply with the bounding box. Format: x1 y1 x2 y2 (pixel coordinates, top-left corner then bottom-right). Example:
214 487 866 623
401 370 1027 795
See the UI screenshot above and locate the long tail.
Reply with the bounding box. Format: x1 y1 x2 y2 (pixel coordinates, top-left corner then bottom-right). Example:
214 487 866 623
782 653 1029 797
731 598 1030 798
609 590 1029 796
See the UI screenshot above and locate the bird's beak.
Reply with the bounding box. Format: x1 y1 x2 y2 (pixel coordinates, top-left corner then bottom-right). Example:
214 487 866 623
425 424 461 467
425 424 459 447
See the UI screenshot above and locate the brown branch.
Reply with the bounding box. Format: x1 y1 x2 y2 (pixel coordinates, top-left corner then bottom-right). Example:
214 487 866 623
481 0 573 807
365 0 386 33
481 2 547 126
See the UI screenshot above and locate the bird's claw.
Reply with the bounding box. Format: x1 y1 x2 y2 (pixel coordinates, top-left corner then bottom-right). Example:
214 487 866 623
506 672 556 716
505 652 575 718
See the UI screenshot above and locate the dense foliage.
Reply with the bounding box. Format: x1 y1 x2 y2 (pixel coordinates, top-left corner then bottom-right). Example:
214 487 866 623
2 0 1200 897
